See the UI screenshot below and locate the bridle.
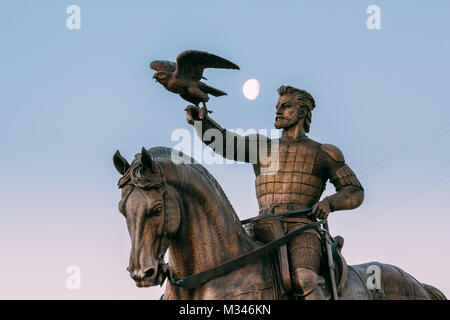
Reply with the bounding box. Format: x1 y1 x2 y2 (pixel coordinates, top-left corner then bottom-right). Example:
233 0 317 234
120 160 173 284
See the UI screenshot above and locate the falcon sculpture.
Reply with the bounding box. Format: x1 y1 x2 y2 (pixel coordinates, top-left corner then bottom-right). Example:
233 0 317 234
150 50 239 114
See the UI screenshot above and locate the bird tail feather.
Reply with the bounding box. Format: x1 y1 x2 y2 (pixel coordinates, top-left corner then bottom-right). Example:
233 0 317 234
199 82 227 97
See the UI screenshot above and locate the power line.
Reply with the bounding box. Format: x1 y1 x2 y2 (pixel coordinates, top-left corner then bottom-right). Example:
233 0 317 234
330 159 450 229
336 169 450 231
364 160 449 205
328 122 450 231
359 122 450 178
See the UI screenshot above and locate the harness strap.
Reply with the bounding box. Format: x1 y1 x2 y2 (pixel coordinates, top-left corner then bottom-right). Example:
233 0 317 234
170 219 324 290
240 207 313 225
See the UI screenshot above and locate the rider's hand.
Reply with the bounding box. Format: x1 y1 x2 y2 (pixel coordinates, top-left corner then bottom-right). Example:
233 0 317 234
185 105 202 125
312 199 332 220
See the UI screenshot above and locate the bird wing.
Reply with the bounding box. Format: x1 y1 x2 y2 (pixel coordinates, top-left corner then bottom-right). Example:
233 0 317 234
175 50 239 80
150 60 177 73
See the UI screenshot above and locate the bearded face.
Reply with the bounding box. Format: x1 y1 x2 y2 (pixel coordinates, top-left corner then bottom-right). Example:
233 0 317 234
274 94 303 129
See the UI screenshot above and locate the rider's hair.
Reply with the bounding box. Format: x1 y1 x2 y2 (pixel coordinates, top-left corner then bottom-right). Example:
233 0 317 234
277 86 315 133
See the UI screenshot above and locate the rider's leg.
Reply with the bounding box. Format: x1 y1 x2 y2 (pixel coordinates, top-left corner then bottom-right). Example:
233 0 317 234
250 219 280 244
287 229 325 300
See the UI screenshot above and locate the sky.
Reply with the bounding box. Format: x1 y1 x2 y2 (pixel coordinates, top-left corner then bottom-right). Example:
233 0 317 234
0 0 449 299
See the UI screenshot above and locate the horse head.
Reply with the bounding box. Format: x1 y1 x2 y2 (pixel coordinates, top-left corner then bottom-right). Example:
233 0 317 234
113 147 181 287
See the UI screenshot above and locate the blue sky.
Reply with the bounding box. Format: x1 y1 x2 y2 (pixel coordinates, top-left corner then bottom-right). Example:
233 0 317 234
0 0 449 299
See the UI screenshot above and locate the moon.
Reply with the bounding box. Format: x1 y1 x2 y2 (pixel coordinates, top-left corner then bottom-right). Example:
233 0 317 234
242 79 260 100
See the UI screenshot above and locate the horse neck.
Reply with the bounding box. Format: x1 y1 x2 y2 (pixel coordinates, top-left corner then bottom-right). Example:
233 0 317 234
163 162 256 279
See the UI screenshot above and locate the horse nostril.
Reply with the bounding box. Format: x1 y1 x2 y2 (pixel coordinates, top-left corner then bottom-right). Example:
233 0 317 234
145 268 155 278
130 268 155 280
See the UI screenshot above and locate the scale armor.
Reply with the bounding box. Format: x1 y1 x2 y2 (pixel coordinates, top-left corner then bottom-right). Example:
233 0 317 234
252 136 363 278
255 138 326 214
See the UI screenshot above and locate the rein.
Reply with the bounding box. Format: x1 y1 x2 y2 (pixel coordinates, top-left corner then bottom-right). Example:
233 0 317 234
167 208 323 290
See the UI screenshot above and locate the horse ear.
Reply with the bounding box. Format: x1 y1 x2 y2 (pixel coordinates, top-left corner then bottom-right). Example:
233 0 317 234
141 147 156 173
113 150 130 175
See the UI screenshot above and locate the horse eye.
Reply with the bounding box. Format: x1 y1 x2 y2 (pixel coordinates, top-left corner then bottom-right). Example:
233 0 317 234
152 205 162 216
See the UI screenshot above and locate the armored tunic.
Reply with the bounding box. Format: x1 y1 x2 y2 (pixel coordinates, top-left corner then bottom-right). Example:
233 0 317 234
250 135 363 275
255 136 325 214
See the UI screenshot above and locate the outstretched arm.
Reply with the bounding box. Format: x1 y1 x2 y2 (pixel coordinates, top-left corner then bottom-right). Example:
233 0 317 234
312 144 364 219
185 105 268 163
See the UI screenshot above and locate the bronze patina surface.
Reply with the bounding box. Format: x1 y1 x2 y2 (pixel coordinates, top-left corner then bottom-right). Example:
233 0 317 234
113 53 446 300
113 146 446 300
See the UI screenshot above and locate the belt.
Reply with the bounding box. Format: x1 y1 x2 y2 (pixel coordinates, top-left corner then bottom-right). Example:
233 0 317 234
242 206 314 225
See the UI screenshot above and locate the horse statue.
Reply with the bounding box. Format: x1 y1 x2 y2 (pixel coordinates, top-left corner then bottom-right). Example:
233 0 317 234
112 146 446 300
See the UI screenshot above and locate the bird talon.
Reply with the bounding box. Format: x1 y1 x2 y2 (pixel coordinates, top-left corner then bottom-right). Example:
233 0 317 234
200 102 209 119
198 107 205 119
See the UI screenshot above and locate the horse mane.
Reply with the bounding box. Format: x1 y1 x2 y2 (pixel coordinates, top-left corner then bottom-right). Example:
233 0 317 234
150 147 238 210
147 146 223 189
118 146 240 222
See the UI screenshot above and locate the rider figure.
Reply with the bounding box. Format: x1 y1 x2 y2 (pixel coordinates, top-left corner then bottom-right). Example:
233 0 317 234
185 85 364 300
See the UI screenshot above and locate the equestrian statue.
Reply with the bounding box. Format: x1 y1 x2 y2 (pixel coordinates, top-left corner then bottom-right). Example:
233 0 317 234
112 50 446 300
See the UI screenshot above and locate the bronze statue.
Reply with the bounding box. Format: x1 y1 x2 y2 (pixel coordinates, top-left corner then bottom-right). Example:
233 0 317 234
186 85 364 299
113 146 446 300
112 52 446 299
150 50 239 113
